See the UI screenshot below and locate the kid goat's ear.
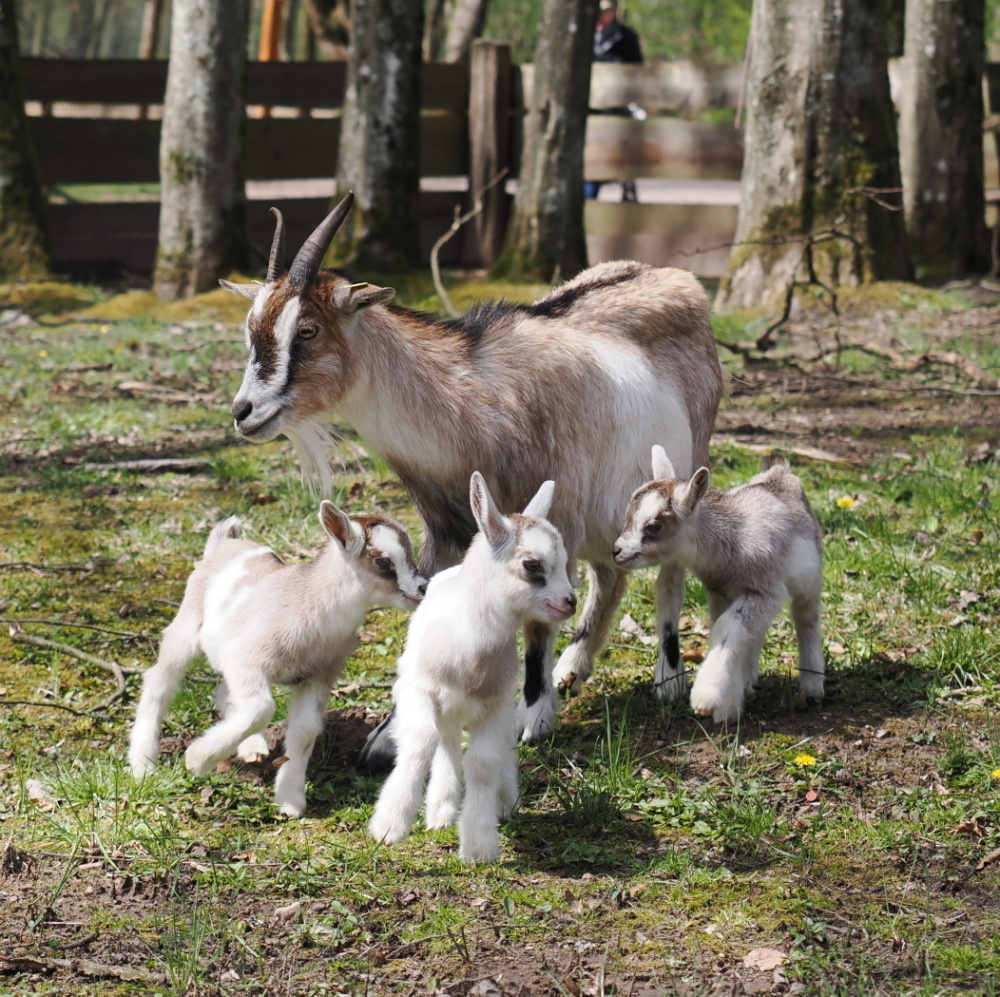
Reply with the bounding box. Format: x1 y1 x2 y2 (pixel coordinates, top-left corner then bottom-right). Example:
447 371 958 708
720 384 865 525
469 471 513 551
651 445 676 481
522 479 555 519
319 501 365 557
677 467 711 515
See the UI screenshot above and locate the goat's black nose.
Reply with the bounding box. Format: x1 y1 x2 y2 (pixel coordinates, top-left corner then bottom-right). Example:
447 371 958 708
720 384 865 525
612 545 622 558
233 399 253 422
418 582 429 597
568 593 578 613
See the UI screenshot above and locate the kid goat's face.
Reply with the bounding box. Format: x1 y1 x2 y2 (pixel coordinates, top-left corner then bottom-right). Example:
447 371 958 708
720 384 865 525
509 519 576 624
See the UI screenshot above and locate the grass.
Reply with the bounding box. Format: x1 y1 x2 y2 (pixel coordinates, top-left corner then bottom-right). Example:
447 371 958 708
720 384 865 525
0 275 999 995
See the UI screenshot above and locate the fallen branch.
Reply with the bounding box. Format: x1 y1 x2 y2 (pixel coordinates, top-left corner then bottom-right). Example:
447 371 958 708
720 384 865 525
8 625 126 711
83 458 213 474
0 954 164 984
429 169 510 318
0 561 100 575
0 618 140 638
0 700 103 717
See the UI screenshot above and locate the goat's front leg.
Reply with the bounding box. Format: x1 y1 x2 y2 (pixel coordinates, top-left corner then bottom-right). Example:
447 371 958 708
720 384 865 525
689 591 783 723
212 680 271 764
460 702 514 862
424 717 463 830
272 676 330 818
653 562 688 701
368 692 439 845
516 620 557 743
184 683 275 776
552 560 628 695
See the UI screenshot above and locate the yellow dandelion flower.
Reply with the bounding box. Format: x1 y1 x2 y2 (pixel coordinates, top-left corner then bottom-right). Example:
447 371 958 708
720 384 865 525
38 350 48 358
836 496 856 509
992 768 1000 781
100 325 109 333
793 753 817 767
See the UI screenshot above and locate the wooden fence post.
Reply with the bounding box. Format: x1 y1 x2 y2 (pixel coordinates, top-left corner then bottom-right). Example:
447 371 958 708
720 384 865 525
466 40 512 267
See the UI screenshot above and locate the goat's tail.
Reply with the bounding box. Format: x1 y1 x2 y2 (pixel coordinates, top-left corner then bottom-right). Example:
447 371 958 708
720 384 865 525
760 454 790 474
204 516 242 557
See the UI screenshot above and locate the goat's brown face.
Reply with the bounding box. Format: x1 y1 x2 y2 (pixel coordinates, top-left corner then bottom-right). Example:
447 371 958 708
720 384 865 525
220 198 395 442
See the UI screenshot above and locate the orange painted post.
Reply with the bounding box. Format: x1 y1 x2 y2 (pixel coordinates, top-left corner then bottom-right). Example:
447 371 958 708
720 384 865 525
257 0 284 119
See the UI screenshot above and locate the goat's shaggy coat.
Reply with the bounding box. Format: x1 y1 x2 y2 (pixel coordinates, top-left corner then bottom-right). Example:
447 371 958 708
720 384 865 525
614 449 824 723
368 473 576 862
128 503 425 816
222 197 724 764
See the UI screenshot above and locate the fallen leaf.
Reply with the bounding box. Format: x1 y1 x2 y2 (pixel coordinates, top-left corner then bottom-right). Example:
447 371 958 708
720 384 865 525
743 947 787 971
219 969 240 984
200 786 214 801
976 846 1000 871
619 613 655 645
956 817 988 839
805 789 819 802
274 901 302 922
681 648 704 663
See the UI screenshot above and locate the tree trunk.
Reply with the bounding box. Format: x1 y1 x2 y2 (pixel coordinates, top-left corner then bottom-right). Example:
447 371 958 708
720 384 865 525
333 0 423 271
154 0 249 299
899 0 989 277
304 0 350 61
423 0 454 62
138 0 165 58
491 0 597 282
443 0 490 62
717 0 910 311
0 0 50 279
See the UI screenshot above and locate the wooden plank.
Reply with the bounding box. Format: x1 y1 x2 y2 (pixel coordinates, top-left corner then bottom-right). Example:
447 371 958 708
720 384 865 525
585 201 738 277
33 115 467 185
31 117 161 184
48 192 470 277
584 116 743 180
24 57 469 113
23 58 168 104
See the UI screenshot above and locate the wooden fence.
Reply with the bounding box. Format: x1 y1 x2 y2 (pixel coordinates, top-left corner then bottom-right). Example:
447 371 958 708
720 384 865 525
22 49 998 280
23 46 749 278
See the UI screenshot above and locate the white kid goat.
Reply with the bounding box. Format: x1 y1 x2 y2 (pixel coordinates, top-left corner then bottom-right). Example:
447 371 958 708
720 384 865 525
368 472 576 862
129 503 426 816
613 447 824 723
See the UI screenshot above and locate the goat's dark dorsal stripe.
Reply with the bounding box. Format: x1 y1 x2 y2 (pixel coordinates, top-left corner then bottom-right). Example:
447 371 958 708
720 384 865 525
528 268 640 320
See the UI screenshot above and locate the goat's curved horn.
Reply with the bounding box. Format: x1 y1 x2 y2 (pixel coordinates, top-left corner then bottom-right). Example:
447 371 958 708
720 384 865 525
266 207 286 282
288 192 355 288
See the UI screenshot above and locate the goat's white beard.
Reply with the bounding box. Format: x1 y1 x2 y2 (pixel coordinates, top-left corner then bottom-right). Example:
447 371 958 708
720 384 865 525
285 418 351 497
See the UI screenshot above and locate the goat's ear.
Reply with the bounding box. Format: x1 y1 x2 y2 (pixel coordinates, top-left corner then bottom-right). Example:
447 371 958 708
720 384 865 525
470 471 513 550
651 445 676 481
677 467 711 515
219 279 263 301
337 282 396 314
319 500 365 557
522 480 555 519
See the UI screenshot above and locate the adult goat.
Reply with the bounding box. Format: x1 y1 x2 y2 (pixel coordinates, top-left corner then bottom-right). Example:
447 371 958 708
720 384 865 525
221 194 724 768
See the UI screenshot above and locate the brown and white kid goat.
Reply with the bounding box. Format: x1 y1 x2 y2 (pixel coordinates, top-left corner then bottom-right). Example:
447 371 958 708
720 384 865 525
220 195 723 765
128 502 425 816
613 447 824 723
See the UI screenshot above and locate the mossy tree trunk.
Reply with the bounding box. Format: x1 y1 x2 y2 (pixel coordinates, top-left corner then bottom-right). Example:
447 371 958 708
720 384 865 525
717 0 909 311
332 0 424 271
0 0 50 279
899 0 989 278
490 0 598 283
154 0 249 299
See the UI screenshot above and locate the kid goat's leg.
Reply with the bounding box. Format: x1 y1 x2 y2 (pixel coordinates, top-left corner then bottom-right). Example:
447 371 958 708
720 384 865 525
689 591 784 724
128 611 201 776
551 560 628 695
654 563 688 701
516 620 558 743
369 693 439 845
219 680 272 764
460 702 515 863
185 676 275 777
791 582 825 707
424 716 464 830
273 676 331 818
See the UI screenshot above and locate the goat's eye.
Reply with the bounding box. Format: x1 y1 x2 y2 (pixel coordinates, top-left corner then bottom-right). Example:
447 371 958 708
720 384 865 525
645 522 662 536
375 557 392 570
298 325 318 340
522 559 542 574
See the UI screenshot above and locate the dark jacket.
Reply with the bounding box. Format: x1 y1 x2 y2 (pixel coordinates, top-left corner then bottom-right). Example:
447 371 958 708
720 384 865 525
593 20 643 64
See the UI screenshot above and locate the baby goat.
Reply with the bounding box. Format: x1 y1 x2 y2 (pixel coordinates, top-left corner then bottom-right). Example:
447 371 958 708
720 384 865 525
368 472 576 862
613 447 824 723
128 503 425 816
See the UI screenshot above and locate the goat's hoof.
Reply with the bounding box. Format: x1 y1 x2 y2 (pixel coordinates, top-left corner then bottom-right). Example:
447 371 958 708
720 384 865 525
184 747 214 777
368 815 408 845
277 799 306 818
555 671 579 696
795 692 824 710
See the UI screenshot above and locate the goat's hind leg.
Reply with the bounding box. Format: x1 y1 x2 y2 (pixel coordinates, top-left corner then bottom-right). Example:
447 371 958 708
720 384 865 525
369 693 439 845
129 611 201 777
273 676 330 818
516 620 557 743
791 582 824 708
